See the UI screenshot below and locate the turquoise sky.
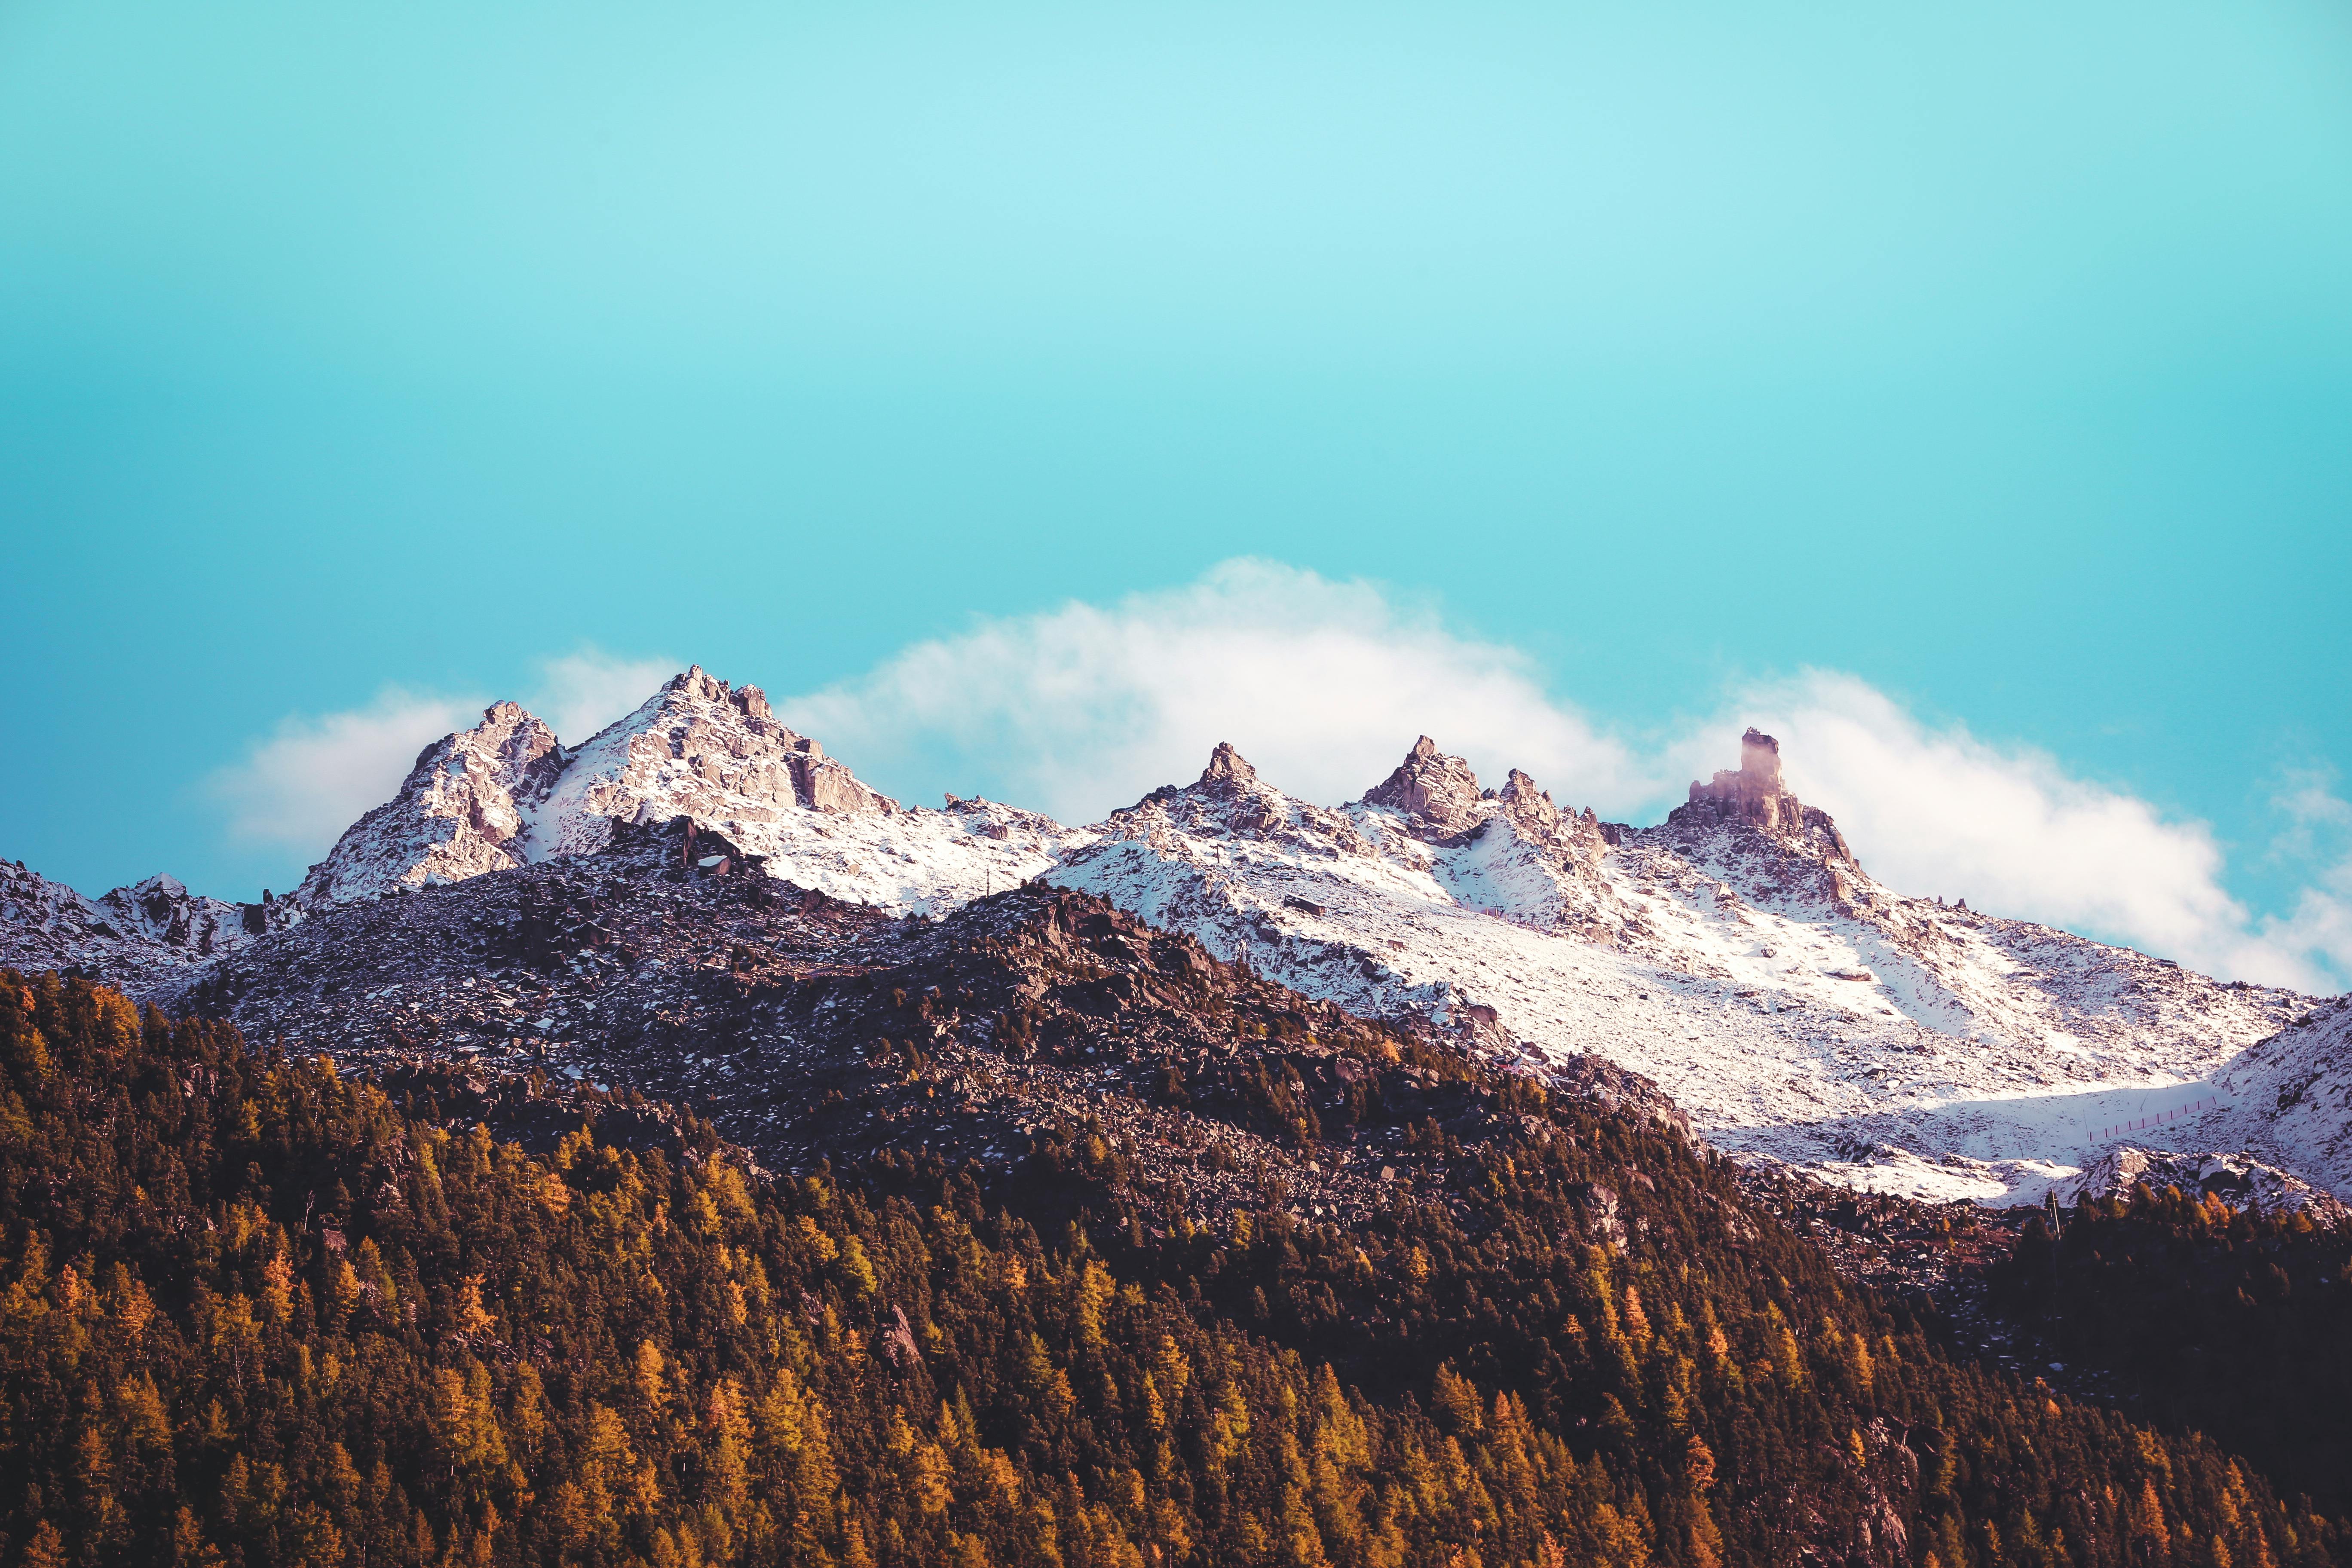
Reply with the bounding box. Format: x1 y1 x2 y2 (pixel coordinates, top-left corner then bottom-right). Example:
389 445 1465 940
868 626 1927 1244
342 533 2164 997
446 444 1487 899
3 0 2348 940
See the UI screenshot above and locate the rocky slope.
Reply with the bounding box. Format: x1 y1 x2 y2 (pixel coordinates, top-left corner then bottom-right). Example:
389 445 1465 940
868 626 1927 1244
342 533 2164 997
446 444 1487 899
294 699 565 903
2194 992 2352 1193
159 817 1637 1236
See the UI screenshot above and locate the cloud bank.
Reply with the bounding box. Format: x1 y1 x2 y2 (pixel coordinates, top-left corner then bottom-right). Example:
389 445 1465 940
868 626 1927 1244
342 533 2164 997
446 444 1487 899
207 565 2347 990
533 651 679 746
209 689 485 860
781 559 1649 826
2250 774 2352 991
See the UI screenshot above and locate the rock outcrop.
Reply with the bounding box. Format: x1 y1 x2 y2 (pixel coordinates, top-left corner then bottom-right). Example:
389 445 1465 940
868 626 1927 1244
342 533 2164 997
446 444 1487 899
2201 994 2352 1198
1349 740 1623 938
2060 1144 2348 1221
1668 728 1856 867
278 667 1072 918
1491 768 1617 862
1361 735 1488 840
536 667 895 862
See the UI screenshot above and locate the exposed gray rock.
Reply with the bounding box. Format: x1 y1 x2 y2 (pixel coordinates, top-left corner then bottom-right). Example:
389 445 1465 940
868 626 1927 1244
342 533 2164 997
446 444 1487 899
0 862 273 993
2060 1144 2349 1220
538 667 896 864
281 668 998 916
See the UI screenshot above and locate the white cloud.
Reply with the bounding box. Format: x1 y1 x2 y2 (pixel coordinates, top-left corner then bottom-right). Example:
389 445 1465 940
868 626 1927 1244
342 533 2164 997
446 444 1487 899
208 647 676 862
209 688 485 853
2250 774 2352 989
780 558 1649 824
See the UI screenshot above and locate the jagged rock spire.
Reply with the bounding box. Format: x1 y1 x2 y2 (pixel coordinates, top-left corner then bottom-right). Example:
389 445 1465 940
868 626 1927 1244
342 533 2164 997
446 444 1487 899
664 665 775 722
1361 736 1486 839
1494 768 1559 835
1685 728 1798 830
1671 728 1856 866
1197 742 1259 792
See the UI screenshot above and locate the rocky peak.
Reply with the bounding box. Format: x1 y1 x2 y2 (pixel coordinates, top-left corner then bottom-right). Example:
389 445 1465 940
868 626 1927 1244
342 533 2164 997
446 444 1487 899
296 701 566 907
1196 742 1261 795
535 668 897 861
275 665 1032 915
1094 743 1337 850
0 860 269 995
1179 743 1301 838
662 664 775 720
105 875 220 947
1494 769 1560 836
1667 728 1856 867
1685 728 1796 828
1360 736 1486 839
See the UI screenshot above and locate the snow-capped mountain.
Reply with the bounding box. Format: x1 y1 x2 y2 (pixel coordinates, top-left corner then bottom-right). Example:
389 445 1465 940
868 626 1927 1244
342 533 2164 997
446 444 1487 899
6 665 2331 1207
0 861 280 994
2192 993 2352 1195
299 667 1087 914
1048 727 2308 1202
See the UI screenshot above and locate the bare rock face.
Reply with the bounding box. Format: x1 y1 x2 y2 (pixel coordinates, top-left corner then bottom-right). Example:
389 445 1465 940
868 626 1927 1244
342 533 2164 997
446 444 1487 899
1099 742 1348 850
1194 741 1261 798
1360 735 1488 841
297 701 567 906
1492 768 1559 835
1669 728 1856 867
96 874 274 952
1493 769 1616 854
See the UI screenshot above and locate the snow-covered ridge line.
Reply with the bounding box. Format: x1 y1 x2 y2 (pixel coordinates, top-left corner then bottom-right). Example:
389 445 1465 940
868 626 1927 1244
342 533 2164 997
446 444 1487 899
1048 726 2310 1204
3 665 2331 1208
294 665 1091 915
0 861 283 995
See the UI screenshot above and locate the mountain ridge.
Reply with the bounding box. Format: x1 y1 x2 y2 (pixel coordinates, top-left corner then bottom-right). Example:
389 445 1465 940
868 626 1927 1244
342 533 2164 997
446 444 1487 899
4 664 2327 1208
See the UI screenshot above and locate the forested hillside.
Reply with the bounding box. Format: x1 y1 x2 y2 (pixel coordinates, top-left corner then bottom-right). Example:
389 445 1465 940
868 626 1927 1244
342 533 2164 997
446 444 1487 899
1989 1190 2352 1517
1 971 2337 1568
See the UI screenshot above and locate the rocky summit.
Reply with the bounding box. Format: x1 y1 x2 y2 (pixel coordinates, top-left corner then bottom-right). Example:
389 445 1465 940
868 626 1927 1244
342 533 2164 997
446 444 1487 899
0 860 281 994
296 699 566 905
1669 727 1857 866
